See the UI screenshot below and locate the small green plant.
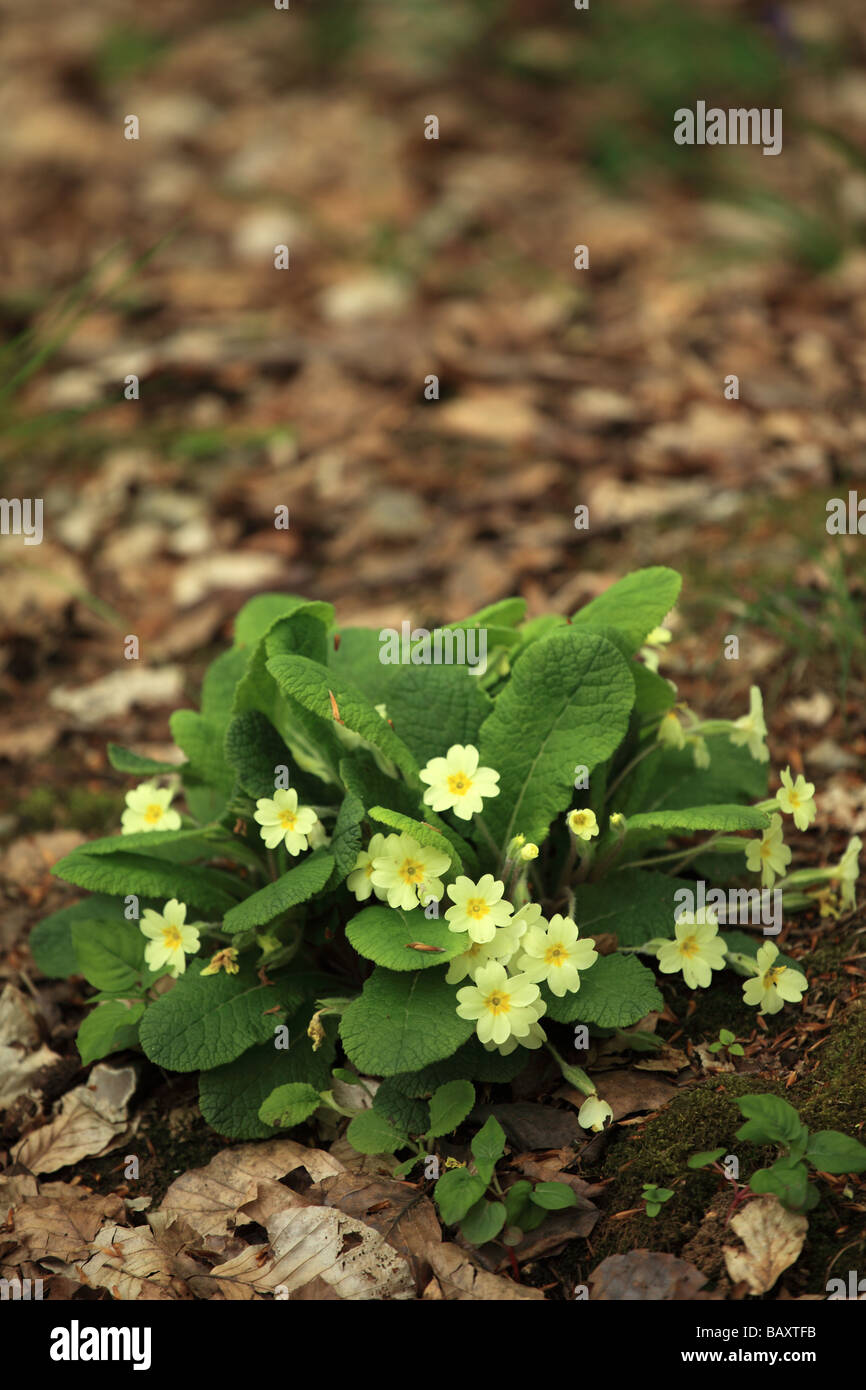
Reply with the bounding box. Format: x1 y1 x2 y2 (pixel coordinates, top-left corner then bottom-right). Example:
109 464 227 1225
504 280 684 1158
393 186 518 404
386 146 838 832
689 1094 866 1212
28 572 859 1140
707 1027 745 1058
433 1115 577 1246
641 1182 675 1217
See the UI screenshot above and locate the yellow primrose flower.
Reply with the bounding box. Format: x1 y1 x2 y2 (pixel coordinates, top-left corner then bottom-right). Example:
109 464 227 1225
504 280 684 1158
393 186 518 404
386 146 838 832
566 809 599 841
730 685 769 763
832 835 862 911
254 788 319 854
419 743 500 821
455 961 541 1047
744 813 792 889
140 899 202 977
445 912 527 983
517 913 598 997
483 1013 547 1056
657 709 687 751
445 874 514 944
689 736 710 770
201 946 240 976
520 841 539 861
370 832 450 911
121 781 181 835
776 766 816 832
578 1095 613 1132
742 941 808 1016
346 832 389 903
657 911 726 990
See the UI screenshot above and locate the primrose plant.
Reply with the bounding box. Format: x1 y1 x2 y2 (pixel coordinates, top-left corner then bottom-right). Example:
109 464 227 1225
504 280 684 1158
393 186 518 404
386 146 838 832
30 570 859 1143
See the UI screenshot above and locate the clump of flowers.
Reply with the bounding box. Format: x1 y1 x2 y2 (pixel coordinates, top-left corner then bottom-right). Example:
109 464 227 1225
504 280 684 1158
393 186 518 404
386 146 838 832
32 570 849 1148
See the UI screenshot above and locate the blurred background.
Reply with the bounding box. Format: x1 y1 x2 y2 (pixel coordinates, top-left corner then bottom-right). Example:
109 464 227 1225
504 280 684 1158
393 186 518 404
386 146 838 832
1 0 865 888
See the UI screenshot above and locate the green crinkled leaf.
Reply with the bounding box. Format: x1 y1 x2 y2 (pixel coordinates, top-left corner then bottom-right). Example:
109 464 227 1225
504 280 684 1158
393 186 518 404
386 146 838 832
346 1109 407 1155
372 1080 429 1137
51 851 239 917
107 744 186 776
576 870 694 948
327 792 365 886
329 629 493 764
258 1082 322 1130
139 963 304 1072
30 895 122 978
170 709 236 822
233 594 333 652
233 611 344 783
77 999 145 1066
571 567 681 650
267 654 420 784
624 805 771 834
367 806 467 875
346 904 463 971
198 1015 337 1139
632 664 677 718
222 853 334 933
225 709 331 807
427 1080 475 1138
478 629 634 852
201 647 249 727
544 952 663 1026
339 751 419 818
340 968 473 1076
452 598 527 630
72 917 146 992
620 738 768 818
71 828 214 859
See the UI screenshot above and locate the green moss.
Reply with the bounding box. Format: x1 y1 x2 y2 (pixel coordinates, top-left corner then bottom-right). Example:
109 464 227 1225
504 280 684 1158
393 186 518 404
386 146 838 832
586 1075 783 1263
793 1000 866 1134
16 785 124 834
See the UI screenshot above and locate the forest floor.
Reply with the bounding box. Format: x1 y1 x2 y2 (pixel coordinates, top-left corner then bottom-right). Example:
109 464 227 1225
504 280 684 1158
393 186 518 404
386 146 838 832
1 0 865 1300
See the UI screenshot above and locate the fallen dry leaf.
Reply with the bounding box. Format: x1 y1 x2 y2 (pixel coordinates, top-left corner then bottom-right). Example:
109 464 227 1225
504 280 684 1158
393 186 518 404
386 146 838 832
76 1222 193 1300
158 1138 344 1239
314 1172 441 1290
424 1243 545 1301
723 1195 808 1295
590 1249 713 1300
5 1186 126 1266
12 1064 136 1174
206 1203 414 1300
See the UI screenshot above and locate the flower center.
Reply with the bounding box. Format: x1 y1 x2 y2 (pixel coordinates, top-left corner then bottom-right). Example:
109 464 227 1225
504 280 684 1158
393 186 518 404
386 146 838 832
763 966 785 988
790 792 801 809
399 857 425 884
162 926 182 950
465 897 489 920
679 935 700 958
760 840 773 860
364 861 374 878
144 804 164 824
485 991 510 1016
447 771 472 796
545 944 566 966
279 810 297 831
